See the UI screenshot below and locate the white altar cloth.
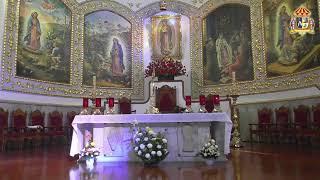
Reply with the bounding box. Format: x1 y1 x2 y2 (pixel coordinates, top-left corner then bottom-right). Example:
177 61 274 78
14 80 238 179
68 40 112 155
70 113 232 161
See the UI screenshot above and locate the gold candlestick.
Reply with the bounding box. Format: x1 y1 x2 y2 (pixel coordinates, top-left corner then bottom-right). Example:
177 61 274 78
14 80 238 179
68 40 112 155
230 94 242 148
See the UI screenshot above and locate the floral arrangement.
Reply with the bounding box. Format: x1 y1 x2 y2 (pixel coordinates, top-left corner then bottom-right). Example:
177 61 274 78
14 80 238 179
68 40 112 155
133 126 169 164
199 139 220 159
145 57 186 78
78 139 100 162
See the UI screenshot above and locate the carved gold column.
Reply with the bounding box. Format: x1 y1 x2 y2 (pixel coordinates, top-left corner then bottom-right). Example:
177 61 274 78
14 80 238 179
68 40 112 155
230 95 242 148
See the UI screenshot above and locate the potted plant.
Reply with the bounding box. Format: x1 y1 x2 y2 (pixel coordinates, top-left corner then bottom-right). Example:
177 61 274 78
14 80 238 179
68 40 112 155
132 126 169 165
199 139 220 165
78 139 100 167
145 57 186 81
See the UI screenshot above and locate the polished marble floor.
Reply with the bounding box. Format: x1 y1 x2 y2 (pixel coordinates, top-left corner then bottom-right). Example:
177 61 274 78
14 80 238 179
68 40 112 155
0 143 320 180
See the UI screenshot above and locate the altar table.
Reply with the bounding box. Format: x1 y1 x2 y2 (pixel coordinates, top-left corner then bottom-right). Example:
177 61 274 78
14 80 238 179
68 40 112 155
70 113 232 162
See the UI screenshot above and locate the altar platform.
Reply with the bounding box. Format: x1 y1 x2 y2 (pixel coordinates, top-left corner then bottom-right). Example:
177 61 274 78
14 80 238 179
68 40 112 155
70 113 232 162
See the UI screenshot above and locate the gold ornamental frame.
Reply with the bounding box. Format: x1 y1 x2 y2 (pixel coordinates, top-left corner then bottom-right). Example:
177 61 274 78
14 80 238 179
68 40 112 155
193 0 320 98
0 0 319 99
151 15 182 60
0 0 144 99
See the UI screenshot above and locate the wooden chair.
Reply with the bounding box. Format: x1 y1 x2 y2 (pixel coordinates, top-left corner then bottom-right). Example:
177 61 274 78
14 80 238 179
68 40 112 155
156 85 176 113
274 106 293 143
3 109 28 150
249 108 272 143
310 104 320 140
0 108 8 151
46 111 65 144
205 94 214 113
293 105 310 143
30 110 45 147
119 97 132 114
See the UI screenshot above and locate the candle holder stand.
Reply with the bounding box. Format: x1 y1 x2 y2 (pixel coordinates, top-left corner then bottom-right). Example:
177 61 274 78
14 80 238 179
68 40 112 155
80 108 89 115
213 104 222 112
198 105 207 113
230 94 242 148
184 105 193 113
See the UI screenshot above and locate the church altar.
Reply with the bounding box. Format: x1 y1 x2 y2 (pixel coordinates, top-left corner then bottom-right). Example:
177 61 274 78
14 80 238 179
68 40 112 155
70 113 232 162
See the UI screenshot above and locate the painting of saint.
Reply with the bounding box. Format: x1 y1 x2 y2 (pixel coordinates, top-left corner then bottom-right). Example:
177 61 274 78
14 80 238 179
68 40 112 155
24 12 41 51
83 11 132 88
152 15 181 60
264 0 320 77
203 4 253 85
159 19 173 56
110 38 125 76
17 0 71 83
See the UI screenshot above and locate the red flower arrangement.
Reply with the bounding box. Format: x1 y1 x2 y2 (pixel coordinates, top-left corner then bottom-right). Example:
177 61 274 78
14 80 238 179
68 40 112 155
145 57 187 78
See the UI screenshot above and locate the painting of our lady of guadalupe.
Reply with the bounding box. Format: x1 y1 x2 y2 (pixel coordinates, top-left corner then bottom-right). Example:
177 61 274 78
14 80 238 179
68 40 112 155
263 0 320 77
17 0 71 83
203 4 253 85
83 11 132 88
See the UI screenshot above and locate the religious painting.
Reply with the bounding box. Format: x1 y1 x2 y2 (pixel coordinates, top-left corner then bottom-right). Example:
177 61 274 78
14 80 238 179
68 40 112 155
203 4 253 85
263 0 320 77
152 15 182 60
83 11 132 88
16 0 71 83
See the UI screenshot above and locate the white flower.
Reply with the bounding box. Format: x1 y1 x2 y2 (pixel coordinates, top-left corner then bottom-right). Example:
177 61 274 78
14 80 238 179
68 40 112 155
162 139 167 143
134 147 139 151
144 137 149 141
151 138 156 141
204 153 207 157
138 150 142 156
157 151 162 157
205 143 209 147
216 152 220 157
145 153 151 159
151 151 156 155
147 143 153 149
157 145 162 149
211 139 215 143
149 130 155 135
138 133 143 136
139 144 145 150
215 145 218 148
135 138 140 142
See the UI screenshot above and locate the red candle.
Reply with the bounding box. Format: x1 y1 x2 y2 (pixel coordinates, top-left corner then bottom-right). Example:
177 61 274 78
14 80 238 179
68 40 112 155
213 95 220 105
108 98 114 108
83 98 89 108
95 98 101 107
199 95 206 106
185 96 191 106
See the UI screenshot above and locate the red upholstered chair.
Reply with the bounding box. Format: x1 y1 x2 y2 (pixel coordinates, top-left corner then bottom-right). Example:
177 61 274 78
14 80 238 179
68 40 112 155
205 94 214 113
293 105 311 143
156 85 176 113
274 106 293 143
249 108 272 143
0 108 8 151
30 110 45 147
312 104 320 129
46 111 65 144
31 110 45 127
3 109 28 150
119 97 132 114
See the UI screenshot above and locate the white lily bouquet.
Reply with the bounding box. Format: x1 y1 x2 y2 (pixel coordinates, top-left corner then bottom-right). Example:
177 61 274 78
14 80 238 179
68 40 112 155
133 126 169 165
199 139 220 159
78 139 100 163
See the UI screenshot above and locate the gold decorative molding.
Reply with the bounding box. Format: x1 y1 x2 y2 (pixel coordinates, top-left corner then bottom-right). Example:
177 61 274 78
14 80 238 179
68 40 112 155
194 0 320 97
1 0 144 99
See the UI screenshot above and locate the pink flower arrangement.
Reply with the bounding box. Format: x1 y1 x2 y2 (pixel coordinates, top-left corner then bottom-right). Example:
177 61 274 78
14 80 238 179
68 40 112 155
145 57 186 78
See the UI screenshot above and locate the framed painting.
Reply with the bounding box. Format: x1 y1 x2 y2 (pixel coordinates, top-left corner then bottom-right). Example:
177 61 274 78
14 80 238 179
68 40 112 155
202 4 253 85
263 0 320 77
83 10 132 88
152 15 182 60
16 0 71 83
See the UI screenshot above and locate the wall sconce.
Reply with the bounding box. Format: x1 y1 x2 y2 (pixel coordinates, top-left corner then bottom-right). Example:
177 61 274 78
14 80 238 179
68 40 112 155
160 0 167 11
